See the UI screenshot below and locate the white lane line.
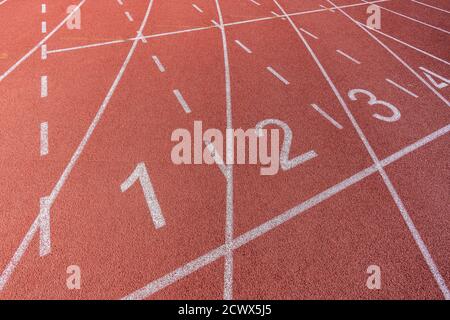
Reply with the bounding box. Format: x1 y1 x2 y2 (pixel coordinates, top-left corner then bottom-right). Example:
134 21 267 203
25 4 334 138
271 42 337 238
360 0 450 35
411 0 450 14
281 0 450 299
234 39 252 53
336 49 361 64
357 21 450 66
300 27 319 40
40 75 48 97
310 103 344 129
117 0 123 5
40 122 49 156
44 1 391 56
0 0 155 293
328 0 449 106
41 4 46 14
41 44 47 60
386 78 419 98
271 11 286 20
125 11 134 22
0 0 7 5
267 66 290 85
41 21 47 33
122 123 450 300
211 19 221 28
214 0 234 301
173 90 192 113
192 4 203 13
151 55 165 72
249 0 261 6
0 0 87 83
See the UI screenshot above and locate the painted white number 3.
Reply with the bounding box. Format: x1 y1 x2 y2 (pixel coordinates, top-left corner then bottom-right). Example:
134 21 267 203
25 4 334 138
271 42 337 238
121 162 166 229
348 89 401 122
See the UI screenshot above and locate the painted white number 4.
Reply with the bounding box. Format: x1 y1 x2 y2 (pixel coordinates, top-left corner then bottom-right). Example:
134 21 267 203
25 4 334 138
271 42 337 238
121 162 166 229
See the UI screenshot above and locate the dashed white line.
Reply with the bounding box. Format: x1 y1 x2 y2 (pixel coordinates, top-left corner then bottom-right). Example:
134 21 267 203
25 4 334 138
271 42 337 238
234 39 252 53
411 0 450 14
267 66 290 85
125 11 134 22
192 4 203 13
117 0 124 5
310 103 344 129
336 49 361 64
173 89 192 113
122 123 450 300
41 4 46 14
41 44 47 60
41 21 47 33
386 78 419 98
300 27 319 40
40 122 49 156
151 55 165 72
40 75 48 97
0 0 8 5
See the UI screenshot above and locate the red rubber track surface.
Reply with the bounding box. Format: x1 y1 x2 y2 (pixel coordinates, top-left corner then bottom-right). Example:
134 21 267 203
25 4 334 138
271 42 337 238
0 0 449 299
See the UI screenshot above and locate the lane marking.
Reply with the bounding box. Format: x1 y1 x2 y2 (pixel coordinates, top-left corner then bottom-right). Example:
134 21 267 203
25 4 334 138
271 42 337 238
419 66 450 89
0 0 155 293
310 103 344 129
328 0 450 107
300 27 319 40
386 78 419 98
39 197 51 257
214 0 234 300
41 44 47 60
122 124 450 300
411 0 450 14
0 0 87 83
40 75 48 98
173 90 192 113
249 0 261 6
125 11 134 22
192 4 203 13
267 66 290 85
234 39 252 53
283 0 450 299
271 11 286 20
0 1 7 5
336 49 361 64
41 4 46 14
211 19 221 28
360 0 450 35
40 122 49 156
44 1 391 56
358 21 450 66
117 0 123 5
41 21 47 33
151 55 165 72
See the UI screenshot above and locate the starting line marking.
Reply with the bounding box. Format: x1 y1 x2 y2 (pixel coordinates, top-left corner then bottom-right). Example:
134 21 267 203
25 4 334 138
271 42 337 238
300 27 319 40
40 122 49 156
192 4 203 13
125 11 134 22
336 49 361 65
267 66 290 85
310 103 344 129
385 78 419 98
173 89 192 113
234 39 252 53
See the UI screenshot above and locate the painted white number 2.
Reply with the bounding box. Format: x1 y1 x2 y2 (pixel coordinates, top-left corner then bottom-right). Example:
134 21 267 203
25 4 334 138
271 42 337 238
255 119 318 171
120 162 166 229
348 89 401 122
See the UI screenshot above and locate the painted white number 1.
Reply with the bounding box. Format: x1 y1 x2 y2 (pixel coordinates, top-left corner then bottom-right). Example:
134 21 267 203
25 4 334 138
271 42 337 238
120 162 166 229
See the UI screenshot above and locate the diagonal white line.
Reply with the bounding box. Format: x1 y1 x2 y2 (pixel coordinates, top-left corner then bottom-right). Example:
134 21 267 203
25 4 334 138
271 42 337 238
411 0 450 14
310 103 344 129
234 39 252 53
267 66 290 85
386 78 418 98
173 89 191 113
336 49 361 64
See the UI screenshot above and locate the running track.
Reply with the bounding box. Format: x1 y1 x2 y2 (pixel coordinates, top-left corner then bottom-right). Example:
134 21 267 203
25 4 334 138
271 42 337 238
0 0 449 300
